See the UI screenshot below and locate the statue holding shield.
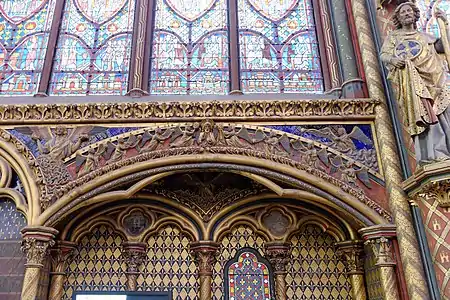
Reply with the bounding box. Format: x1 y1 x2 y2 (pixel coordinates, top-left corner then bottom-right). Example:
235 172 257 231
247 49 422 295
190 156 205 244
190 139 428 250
381 1 450 164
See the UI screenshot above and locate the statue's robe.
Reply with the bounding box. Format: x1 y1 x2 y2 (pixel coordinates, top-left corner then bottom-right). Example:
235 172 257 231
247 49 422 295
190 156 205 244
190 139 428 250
381 29 450 162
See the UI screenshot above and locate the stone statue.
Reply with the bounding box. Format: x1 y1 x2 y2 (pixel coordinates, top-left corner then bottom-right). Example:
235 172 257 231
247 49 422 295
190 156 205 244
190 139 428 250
381 1 450 164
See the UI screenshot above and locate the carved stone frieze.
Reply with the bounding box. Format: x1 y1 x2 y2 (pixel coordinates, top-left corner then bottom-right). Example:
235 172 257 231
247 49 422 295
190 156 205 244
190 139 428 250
190 241 219 276
0 99 379 124
264 242 292 274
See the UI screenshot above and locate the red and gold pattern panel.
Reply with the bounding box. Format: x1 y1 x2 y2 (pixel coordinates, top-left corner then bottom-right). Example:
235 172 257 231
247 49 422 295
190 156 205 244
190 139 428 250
418 197 450 299
137 226 199 299
364 244 384 300
62 225 127 299
286 225 351 299
212 225 266 300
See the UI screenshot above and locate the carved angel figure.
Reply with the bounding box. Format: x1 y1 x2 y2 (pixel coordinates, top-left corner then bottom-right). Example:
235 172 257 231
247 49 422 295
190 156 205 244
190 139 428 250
29 126 89 161
217 124 251 148
76 145 106 177
171 124 198 148
291 140 328 171
304 126 373 153
106 135 142 164
139 128 172 153
264 131 288 156
330 155 371 188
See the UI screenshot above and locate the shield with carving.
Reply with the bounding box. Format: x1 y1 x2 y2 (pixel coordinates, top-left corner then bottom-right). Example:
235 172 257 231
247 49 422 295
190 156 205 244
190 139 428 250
247 0 297 21
0 0 47 25
165 0 216 21
75 0 127 24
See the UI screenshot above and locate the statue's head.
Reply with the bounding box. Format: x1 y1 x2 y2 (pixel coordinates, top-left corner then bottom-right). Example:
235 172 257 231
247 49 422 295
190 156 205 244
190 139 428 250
393 1 420 29
54 126 68 136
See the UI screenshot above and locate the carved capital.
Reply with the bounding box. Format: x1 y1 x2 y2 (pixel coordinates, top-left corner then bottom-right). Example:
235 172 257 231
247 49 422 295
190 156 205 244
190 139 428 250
365 237 396 267
190 241 219 276
21 226 58 268
335 240 365 275
122 242 147 274
50 241 77 275
264 242 291 274
418 180 450 208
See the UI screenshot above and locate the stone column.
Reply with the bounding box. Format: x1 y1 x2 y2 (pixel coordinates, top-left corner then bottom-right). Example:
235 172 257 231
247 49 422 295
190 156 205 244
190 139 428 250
335 240 367 300
122 242 147 291
190 241 219 300
20 226 58 300
48 241 76 300
360 225 399 300
264 242 291 300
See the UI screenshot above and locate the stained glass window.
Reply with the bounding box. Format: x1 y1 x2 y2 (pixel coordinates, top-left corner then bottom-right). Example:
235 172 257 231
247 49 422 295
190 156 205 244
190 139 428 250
238 0 323 93
49 0 136 96
0 0 56 96
225 250 272 300
150 0 229 95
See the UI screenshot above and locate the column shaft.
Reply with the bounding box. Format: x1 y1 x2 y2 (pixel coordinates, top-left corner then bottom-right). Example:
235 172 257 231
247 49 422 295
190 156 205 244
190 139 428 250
191 241 219 300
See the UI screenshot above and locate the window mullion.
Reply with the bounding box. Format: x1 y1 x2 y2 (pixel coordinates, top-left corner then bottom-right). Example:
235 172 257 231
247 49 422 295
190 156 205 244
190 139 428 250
128 0 154 97
36 0 66 97
228 0 241 94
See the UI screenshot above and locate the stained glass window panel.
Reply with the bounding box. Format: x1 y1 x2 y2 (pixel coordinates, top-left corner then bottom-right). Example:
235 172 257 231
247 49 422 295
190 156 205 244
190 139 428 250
49 0 136 96
238 0 323 93
150 0 229 95
0 0 56 96
227 251 272 300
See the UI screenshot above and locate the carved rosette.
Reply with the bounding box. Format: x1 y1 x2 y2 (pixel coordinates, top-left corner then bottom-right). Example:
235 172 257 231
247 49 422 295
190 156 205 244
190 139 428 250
122 242 147 274
190 241 219 276
264 242 292 274
21 227 59 268
335 240 365 275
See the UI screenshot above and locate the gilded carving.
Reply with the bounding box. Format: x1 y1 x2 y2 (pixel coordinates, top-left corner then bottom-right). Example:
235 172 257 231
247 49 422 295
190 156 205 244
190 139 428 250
21 237 55 267
336 241 365 274
0 99 379 124
122 242 147 273
190 242 219 276
50 242 76 274
264 242 291 274
381 2 450 164
365 237 396 266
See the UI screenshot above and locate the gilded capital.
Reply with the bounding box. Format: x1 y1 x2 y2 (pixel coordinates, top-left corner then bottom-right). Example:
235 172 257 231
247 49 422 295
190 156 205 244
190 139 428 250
365 237 396 267
264 242 291 274
122 242 147 274
190 241 219 276
21 226 59 268
335 240 365 274
50 241 77 275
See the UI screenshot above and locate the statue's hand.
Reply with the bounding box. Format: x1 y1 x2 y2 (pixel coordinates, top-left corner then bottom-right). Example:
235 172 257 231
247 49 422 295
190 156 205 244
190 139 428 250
435 8 448 23
390 57 406 68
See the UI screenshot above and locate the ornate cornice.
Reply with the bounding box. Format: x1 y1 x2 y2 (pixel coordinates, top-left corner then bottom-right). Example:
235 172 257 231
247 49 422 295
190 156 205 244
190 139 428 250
0 98 379 124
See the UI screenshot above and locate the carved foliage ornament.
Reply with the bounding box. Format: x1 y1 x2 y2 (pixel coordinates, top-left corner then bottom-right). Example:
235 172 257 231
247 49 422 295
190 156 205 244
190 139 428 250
365 237 396 266
0 99 379 124
417 180 450 208
335 241 365 274
264 243 292 274
21 237 55 267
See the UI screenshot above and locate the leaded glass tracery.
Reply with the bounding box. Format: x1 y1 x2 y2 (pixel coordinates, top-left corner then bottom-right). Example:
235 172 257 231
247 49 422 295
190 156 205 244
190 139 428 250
225 249 273 300
0 0 56 96
49 0 136 96
238 0 323 93
150 0 229 95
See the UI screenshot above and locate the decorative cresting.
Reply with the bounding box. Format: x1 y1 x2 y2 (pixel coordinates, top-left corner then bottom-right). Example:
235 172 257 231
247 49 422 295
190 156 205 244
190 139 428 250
190 241 219 300
20 226 58 300
359 225 399 300
0 98 379 124
264 242 291 300
335 240 367 300
403 160 450 208
48 241 76 300
349 0 429 298
122 241 147 291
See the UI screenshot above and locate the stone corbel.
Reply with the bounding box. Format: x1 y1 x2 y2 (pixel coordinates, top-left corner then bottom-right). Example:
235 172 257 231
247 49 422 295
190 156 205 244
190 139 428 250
264 242 291 300
122 241 147 291
402 160 450 208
